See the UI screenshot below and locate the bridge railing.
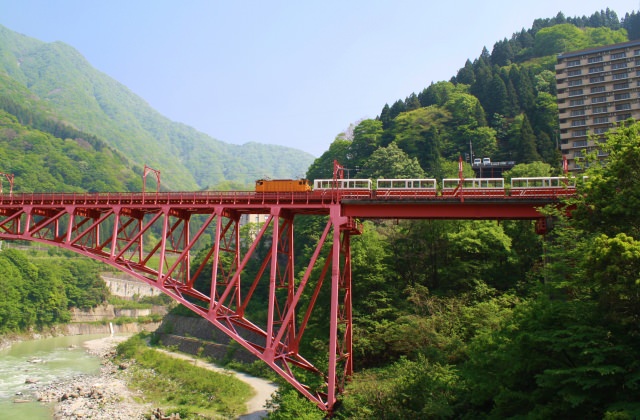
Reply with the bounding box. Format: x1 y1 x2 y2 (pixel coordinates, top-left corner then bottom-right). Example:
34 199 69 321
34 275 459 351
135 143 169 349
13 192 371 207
0 190 341 206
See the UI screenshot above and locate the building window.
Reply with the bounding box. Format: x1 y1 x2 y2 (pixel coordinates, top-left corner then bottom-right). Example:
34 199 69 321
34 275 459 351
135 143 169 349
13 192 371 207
570 98 585 106
592 96 607 103
567 59 581 67
612 73 629 80
617 113 632 121
572 130 587 137
594 127 609 134
616 103 632 111
568 69 582 76
568 89 584 97
593 105 608 113
611 52 627 59
614 92 631 100
570 109 586 116
571 119 587 127
589 55 604 63
588 66 605 73
590 75 605 83
613 82 630 90
591 86 606 93
573 140 588 147
568 79 583 87
612 62 628 70
593 116 609 124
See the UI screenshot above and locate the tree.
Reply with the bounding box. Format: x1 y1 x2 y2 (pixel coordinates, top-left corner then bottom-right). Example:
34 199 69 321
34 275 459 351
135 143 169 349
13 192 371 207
534 70 557 95
418 81 460 107
359 143 425 179
510 114 541 163
584 26 627 46
404 93 421 111
461 297 640 418
575 122 640 237
31 263 70 325
464 126 498 160
391 106 450 173
503 161 553 179
439 221 513 292
306 137 351 180
511 67 535 112
455 60 475 85
584 233 640 332
349 119 383 168
531 92 559 153
486 75 509 117
442 93 493 159
491 38 514 67
388 100 406 120
378 103 392 130
623 11 640 40
0 256 25 332
533 24 587 56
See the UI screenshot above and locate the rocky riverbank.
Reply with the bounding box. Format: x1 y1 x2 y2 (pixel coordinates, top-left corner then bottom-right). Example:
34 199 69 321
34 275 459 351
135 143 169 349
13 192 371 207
35 335 151 420
32 335 277 419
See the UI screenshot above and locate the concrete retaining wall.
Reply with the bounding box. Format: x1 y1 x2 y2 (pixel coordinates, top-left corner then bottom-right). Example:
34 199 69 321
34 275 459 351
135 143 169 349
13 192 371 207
63 321 161 336
154 314 258 364
70 304 167 322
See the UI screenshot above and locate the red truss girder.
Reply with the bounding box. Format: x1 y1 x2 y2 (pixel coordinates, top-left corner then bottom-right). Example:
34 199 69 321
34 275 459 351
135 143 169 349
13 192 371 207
0 199 356 412
0 191 568 412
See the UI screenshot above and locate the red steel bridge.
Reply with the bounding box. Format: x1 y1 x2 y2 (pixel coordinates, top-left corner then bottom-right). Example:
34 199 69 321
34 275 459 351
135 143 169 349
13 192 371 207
0 171 575 413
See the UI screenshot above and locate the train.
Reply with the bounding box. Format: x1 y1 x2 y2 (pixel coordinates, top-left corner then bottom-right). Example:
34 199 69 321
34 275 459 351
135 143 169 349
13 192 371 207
254 176 578 198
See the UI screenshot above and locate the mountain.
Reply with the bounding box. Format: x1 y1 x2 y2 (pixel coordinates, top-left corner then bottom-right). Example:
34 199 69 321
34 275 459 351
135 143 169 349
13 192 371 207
0 24 314 191
307 9 637 182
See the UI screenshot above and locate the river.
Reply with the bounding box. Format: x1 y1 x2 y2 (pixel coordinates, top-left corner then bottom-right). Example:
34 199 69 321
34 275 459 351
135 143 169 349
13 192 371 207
0 334 108 419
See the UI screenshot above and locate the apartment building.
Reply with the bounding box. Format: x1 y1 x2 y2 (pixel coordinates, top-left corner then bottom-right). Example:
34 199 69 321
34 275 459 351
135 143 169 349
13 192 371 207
556 39 640 171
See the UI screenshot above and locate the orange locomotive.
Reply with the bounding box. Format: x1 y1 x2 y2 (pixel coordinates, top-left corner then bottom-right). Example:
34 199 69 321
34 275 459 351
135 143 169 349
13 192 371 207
255 179 312 192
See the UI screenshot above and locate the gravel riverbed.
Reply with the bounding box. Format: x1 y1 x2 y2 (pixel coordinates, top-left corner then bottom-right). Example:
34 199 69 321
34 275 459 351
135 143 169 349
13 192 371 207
32 335 277 419
35 335 150 419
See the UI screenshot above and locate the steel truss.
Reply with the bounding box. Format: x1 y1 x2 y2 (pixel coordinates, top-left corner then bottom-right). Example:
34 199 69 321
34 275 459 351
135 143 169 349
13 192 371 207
0 199 358 412
0 181 568 412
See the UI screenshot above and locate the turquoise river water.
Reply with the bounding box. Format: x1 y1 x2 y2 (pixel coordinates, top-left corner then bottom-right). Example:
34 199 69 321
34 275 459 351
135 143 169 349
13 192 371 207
0 334 107 419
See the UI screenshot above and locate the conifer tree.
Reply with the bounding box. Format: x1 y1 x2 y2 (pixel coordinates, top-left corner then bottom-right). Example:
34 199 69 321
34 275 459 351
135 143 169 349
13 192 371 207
518 114 541 163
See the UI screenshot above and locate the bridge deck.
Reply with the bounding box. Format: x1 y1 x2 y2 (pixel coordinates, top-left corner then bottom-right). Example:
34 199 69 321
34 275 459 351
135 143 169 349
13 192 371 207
0 191 562 220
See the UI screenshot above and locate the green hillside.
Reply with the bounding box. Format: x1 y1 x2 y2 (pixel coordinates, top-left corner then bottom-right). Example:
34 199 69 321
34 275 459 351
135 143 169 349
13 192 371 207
307 9 639 181
0 24 314 191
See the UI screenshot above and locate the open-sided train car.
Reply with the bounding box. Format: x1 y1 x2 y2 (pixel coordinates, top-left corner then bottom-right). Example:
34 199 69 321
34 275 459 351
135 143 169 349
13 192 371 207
376 179 437 197
441 178 505 197
313 179 372 198
509 177 576 197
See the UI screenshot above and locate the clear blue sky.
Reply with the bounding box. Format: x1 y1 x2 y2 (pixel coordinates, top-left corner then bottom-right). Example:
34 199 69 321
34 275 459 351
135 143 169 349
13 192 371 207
0 1 636 156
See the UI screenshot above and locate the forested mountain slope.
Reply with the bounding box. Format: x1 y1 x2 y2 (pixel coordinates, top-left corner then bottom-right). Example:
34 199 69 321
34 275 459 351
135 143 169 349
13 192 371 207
0 24 314 191
307 9 640 181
